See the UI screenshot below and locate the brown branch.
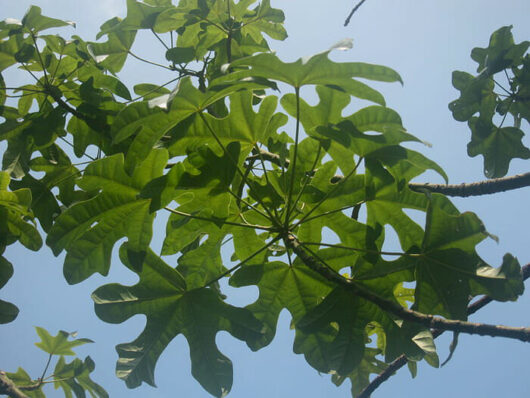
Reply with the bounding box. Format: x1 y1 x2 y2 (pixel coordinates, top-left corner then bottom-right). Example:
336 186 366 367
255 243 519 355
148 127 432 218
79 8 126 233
286 234 530 341
357 262 530 398
250 149 530 197
344 0 369 26
409 172 530 197
0 372 29 398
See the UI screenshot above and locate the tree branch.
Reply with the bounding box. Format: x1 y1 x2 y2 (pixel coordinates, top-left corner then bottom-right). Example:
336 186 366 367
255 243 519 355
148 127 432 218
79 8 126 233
357 262 530 398
250 149 530 197
408 172 530 197
0 372 29 398
286 234 530 341
344 0 369 27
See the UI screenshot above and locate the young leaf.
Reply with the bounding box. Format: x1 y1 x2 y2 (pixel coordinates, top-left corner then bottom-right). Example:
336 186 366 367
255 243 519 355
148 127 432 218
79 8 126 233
34 326 94 356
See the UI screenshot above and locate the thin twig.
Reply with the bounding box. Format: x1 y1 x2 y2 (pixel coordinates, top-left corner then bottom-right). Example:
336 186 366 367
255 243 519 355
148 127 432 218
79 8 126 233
151 29 170 50
285 87 302 225
127 50 173 70
301 241 412 257
203 235 281 287
164 206 273 231
198 112 279 224
30 33 49 84
344 0 369 27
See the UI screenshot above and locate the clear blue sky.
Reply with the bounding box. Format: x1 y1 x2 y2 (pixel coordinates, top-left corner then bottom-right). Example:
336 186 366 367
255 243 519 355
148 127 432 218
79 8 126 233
1 1 530 397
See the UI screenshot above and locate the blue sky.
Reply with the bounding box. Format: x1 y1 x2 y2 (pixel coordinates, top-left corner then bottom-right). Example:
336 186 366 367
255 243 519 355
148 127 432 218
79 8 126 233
1 1 530 397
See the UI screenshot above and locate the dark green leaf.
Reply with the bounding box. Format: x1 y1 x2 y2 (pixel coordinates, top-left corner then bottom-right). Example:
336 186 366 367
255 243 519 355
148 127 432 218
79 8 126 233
93 243 263 397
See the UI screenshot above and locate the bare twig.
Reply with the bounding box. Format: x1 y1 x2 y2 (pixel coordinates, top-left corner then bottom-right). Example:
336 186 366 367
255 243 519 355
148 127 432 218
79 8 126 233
344 0 369 27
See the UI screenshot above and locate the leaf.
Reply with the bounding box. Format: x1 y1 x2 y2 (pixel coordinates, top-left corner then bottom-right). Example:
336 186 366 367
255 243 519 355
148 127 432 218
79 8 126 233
0 73 5 106
297 286 423 376
412 200 525 319
98 0 173 34
53 356 109 398
470 25 529 75
331 348 389 397
239 0 287 42
0 256 19 324
133 83 171 100
467 120 530 178
47 150 167 284
34 326 93 356
167 88 285 157
22 6 75 32
141 142 239 217
4 368 45 398
220 47 402 104
88 18 136 73
230 261 334 350
0 171 42 251
92 243 263 397
0 298 19 324
441 332 459 367
165 46 195 63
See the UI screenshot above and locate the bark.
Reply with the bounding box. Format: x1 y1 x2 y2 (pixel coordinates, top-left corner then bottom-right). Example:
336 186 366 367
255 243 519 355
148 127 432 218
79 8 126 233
0 372 28 398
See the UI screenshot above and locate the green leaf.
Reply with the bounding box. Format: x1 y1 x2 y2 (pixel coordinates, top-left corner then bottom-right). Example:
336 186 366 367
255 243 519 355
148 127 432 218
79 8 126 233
470 25 529 75
14 43 36 64
0 298 19 324
47 150 167 284
168 88 285 157
98 0 173 34
449 72 495 122
230 261 333 349
34 326 94 356
88 18 136 73
0 171 42 251
0 254 19 324
4 368 45 398
467 120 530 178
22 6 75 32
297 286 423 376
165 46 195 63
53 356 109 398
93 243 263 397
142 142 239 217
412 201 525 319
331 348 389 397
220 48 402 104
133 83 171 100
239 0 287 42
0 33 29 71
0 73 5 106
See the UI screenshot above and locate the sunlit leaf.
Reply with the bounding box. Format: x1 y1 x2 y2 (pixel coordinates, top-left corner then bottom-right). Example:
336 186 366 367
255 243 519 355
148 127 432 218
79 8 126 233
34 326 93 356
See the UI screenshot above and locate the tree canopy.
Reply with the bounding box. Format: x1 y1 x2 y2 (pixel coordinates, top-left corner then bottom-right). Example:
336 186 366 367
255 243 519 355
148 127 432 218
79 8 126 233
1 1 529 397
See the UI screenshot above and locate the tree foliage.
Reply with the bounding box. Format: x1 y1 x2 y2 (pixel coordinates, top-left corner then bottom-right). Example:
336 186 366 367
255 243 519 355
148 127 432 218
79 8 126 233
0 1 529 397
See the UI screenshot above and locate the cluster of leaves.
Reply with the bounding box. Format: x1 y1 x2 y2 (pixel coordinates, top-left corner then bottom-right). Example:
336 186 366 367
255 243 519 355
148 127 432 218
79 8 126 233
449 25 530 178
1 327 107 397
0 1 526 397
